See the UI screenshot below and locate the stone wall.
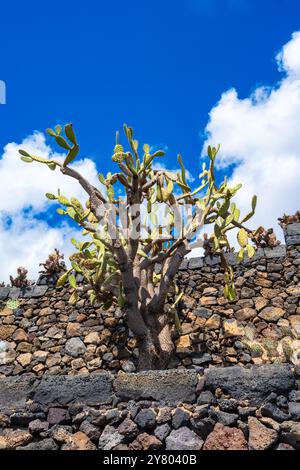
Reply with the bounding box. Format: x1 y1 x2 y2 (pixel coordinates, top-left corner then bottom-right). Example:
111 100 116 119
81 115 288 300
1 223 300 377
0 365 299 450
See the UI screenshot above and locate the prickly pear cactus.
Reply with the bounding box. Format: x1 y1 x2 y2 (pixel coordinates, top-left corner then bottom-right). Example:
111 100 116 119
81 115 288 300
20 121 259 370
6 299 20 311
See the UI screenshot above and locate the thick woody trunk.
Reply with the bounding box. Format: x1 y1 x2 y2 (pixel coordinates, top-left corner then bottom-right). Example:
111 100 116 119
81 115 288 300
122 306 174 371
137 312 175 371
120 242 188 371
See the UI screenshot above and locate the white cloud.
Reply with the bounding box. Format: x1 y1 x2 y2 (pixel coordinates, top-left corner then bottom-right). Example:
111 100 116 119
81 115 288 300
0 132 99 214
202 31 300 242
0 132 99 283
0 214 80 283
276 31 300 77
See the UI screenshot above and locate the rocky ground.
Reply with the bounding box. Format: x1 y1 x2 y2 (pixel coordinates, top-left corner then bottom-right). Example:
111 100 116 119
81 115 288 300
0 366 299 451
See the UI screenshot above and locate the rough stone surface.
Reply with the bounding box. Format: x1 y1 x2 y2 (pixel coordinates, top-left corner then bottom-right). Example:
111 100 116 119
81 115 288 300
280 421 300 446
0 429 32 450
172 407 191 429
65 338 87 358
17 438 58 451
154 424 171 441
261 402 290 422
259 307 285 322
203 423 248 451
0 223 300 451
134 409 156 430
0 374 36 409
0 365 298 450
204 364 295 404
61 431 96 450
114 370 197 404
248 417 278 450
117 418 138 440
98 425 125 450
47 408 70 426
33 373 113 406
166 426 204 450
288 402 300 420
129 432 162 450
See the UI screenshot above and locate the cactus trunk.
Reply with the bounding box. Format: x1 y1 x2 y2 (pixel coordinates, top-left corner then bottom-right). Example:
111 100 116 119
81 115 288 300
125 308 174 371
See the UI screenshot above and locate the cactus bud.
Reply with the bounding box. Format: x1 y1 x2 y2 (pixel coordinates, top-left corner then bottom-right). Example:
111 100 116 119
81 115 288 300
112 143 125 163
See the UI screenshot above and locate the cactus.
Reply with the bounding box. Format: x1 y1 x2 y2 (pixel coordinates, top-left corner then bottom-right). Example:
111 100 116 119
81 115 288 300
6 299 20 311
250 226 280 248
9 267 31 288
20 123 258 370
39 249 67 275
278 211 300 227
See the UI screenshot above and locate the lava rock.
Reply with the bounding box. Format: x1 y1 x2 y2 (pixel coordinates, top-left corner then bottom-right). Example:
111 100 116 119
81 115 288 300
47 408 71 426
218 399 238 413
65 338 87 357
261 403 290 423
288 402 300 420
98 425 125 450
129 433 162 450
190 417 215 439
238 407 257 419
10 412 44 427
0 373 36 409
204 364 295 405
280 421 300 447
248 417 278 450
209 409 239 427
79 420 101 442
117 417 139 440
289 390 300 402
276 442 295 450
33 373 113 406
0 429 32 450
115 369 197 404
61 432 96 450
28 419 49 435
166 426 203 451
134 409 156 430
197 390 217 405
203 423 248 451
154 424 171 441
172 408 190 429
16 438 58 451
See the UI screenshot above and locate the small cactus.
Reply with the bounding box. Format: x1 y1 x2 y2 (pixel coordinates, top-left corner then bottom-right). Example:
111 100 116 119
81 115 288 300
9 267 31 288
39 248 67 275
278 211 300 228
250 226 280 248
6 299 20 311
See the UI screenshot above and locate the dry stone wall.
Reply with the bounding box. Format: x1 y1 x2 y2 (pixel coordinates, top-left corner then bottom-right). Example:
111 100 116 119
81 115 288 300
1 223 300 377
0 365 299 450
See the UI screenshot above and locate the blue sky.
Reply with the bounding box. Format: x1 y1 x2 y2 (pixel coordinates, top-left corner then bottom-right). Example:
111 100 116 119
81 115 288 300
1 0 299 173
1 0 300 280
